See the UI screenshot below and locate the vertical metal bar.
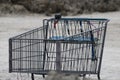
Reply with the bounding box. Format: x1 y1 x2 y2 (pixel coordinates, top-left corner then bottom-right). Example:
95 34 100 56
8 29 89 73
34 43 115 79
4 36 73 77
43 20 49 71
56 41 61 72
43 19 48 39
9 38 12 72
95 21 101 73
97 22 108 78
20 39 22 72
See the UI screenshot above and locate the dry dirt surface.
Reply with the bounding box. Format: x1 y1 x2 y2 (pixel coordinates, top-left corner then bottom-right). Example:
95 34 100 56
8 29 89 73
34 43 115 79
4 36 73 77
0 11 120 80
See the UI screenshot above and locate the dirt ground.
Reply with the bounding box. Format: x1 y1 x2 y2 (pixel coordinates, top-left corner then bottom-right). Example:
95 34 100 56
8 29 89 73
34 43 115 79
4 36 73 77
0 11 120 80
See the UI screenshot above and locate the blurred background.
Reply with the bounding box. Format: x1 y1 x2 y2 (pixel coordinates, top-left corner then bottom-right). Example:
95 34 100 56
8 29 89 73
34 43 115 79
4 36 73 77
0 0 120 16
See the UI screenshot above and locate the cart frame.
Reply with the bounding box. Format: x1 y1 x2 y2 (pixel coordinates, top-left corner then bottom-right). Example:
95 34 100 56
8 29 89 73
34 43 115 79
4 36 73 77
9 17 109 80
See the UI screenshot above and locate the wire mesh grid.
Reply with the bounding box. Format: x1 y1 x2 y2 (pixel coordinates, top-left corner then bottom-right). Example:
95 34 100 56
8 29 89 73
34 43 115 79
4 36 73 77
9 18 109 78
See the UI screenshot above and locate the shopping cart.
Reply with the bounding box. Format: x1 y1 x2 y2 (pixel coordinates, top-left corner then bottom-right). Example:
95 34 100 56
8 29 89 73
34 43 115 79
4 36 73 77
9 15 109 80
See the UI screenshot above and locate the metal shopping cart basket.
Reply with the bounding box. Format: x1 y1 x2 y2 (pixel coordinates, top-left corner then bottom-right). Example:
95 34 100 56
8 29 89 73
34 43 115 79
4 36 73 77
9 15 109 80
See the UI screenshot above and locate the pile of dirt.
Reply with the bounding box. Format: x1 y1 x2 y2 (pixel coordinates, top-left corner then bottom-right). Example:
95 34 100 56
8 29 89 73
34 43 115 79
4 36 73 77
0 3 29 15
0 0 120 16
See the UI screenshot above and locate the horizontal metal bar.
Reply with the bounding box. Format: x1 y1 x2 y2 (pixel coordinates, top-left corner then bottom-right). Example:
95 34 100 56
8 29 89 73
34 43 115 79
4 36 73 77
12 40 43 51
11 70 97 75
12 54 43 61
49 18 109 21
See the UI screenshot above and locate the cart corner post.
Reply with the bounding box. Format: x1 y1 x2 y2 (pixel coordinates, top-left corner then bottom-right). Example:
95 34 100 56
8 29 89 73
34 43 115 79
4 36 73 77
97 21 108 80
9 38 12 73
